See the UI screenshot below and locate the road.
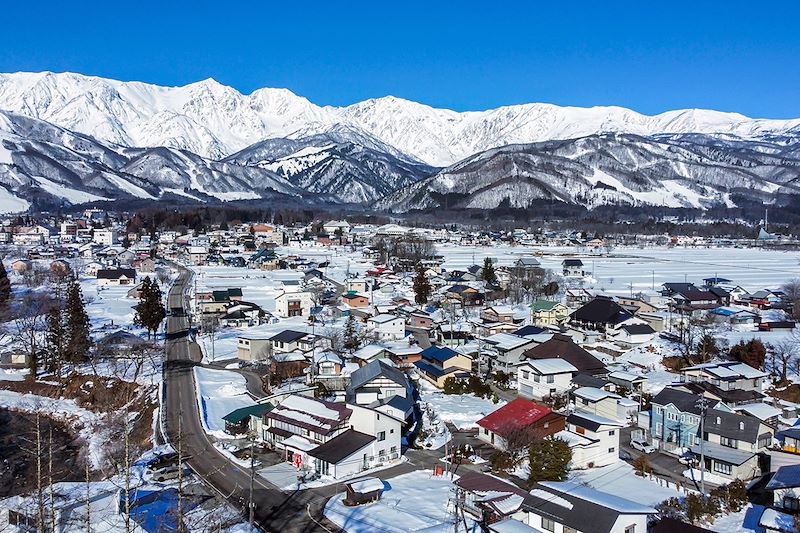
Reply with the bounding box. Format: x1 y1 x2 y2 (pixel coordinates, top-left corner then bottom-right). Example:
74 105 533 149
161 265 339 532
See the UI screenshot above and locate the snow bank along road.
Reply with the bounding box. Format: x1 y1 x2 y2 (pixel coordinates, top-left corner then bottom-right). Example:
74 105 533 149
161 264 336 533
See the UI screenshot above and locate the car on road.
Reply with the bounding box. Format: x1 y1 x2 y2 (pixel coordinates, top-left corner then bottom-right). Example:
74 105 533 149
678 454 696 465
630 439 656 454
149 465 186 483
619 450 632 461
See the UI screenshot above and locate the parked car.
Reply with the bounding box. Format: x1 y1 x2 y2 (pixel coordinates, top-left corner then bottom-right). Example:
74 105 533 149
630 439 656 454
619 450 632 461
150 466 184 482
678 454 695 465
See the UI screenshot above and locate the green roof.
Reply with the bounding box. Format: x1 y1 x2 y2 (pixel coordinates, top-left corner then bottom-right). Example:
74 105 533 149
222 402 274 424
530 300 559 311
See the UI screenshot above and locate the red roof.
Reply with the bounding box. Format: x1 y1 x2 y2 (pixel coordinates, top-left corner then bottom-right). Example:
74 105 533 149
476 398 552 436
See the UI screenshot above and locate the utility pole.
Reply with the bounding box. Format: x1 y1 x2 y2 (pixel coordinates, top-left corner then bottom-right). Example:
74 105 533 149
249 435 256 528
696 397 709 494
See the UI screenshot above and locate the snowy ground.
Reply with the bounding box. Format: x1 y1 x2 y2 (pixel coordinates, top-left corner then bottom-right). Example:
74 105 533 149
436 245 800 294
417 379 504 430
324 469 469 533
197 316 312 363
570 462 692 507
193 367 256 439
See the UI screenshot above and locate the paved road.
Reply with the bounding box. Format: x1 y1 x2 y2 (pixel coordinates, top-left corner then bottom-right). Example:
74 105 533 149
161 266 339 533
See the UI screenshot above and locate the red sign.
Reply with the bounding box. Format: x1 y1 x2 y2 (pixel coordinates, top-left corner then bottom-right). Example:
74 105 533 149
292 453 303 470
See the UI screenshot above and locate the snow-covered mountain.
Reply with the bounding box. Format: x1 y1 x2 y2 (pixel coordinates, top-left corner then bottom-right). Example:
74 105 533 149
223 125 435 203
2 71 800 166
380 133 800 212
0 110 310 211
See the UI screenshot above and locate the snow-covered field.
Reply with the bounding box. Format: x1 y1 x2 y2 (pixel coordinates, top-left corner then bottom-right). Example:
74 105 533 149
324 470 468 533
193 367 256 439
436 244 800 293
417 379 504 430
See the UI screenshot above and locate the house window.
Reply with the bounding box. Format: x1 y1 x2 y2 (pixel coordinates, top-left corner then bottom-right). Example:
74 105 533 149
667 412 679 422
655 423 662 437
546 375 554 384
521 371 530 379
720 436 737 448
564 528 577 533
541 518 555 532
609 430 616 436
378 431 386 442
390 429 394 434
713 462 732 475
608 447 615 453
783 496 800 511
534 374 541 383
625 526 636 533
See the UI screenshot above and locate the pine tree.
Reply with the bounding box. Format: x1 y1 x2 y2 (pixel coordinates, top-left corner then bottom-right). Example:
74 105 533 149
45 302 67 377
0 259 11 309
481 257 497 284
65 280 92 363
134 277 166 339
412 264 431 305
342 315 360 352
527 437 572 486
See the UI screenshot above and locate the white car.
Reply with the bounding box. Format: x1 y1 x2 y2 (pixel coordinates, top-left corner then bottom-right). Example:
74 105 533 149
630 439 656 454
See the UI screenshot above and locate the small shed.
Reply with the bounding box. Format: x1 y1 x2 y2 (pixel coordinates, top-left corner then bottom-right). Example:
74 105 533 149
222 403 274 435
343 477 385 506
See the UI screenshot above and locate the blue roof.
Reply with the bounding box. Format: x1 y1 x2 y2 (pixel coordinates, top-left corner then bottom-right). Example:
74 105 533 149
421 345 459 364
415 360 447 379
766 464 800 490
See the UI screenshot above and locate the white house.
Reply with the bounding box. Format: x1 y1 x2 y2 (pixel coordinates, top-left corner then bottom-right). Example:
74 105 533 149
93 228 117 246
563 412 623 469
517 359 577 401
572 387 623 422
275 290 313 318
367 314 406 341
96 268 137 287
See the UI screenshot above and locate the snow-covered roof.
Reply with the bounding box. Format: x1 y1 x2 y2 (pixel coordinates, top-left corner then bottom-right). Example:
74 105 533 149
347 477 385 493
524 358 577 375
537 482 655 514
573 387 620 402
734 402 782 421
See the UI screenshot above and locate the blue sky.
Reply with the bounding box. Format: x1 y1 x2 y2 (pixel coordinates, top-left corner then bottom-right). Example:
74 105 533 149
1 1 798 117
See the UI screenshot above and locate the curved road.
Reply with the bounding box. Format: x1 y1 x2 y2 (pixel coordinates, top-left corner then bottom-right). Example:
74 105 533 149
162 266 336 533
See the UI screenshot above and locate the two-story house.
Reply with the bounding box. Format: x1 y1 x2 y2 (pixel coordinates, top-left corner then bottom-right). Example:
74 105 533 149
675 361 768 406
563 412 623 469
523 334 608 377
562 259 587 277
529 300 569 327
572 387 623 422
275 289 313 318
517 359 577 401
483 333 538 373
367 314 406 341
413 346 472 388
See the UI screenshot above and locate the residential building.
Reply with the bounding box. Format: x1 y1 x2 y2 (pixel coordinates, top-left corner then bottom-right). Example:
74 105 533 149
564 412 623 469
483 333 538 373
476 398 564 449
367 314 406 341
96 268 136 287
414 346 472 388
522 482 655 533
517 359 577 401
562 259 587 276
275 290 313 318
530 300 569 326
523 334 607 377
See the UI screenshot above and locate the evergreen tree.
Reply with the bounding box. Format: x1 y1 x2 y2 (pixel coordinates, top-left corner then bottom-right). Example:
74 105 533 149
45 301 67 377
412 264 431 305
134 277 166 339
342 315 360 352
481 257 497 284
696 333 720 363
0 259 11 308
543 281 559 299
527 437 572 486
65 280 92 363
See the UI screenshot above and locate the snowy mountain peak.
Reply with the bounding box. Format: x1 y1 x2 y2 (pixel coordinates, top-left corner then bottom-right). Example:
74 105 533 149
1 71 800 168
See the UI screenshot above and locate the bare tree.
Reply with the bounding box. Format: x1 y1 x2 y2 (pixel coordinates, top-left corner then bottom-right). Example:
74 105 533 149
12 292 53 380
770 338 799 382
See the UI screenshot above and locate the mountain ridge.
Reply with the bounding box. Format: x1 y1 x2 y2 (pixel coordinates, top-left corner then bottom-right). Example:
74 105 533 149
2 71 800 166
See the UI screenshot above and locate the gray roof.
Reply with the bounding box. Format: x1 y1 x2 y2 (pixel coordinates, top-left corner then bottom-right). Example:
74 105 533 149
349 360 409 391
651 388 704 415
704 408 764 444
